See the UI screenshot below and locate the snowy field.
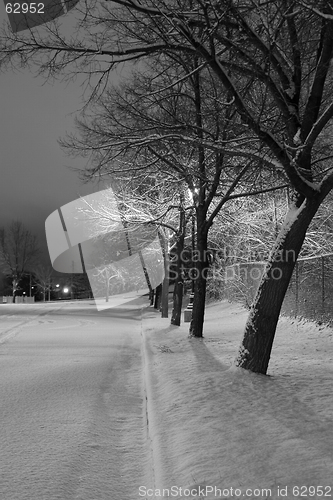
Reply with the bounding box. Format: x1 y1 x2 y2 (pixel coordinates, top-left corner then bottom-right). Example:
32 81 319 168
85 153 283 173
141 301 333 500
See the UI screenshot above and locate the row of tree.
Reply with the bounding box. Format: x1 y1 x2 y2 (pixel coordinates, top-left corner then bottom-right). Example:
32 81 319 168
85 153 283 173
0 220 92 301
0 220 40 300
2 0 333 373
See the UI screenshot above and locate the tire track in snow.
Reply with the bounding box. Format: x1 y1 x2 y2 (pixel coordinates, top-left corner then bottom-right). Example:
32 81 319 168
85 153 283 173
57 347 149 500
50 308 153 500
0 301 153 499
0 305 65 345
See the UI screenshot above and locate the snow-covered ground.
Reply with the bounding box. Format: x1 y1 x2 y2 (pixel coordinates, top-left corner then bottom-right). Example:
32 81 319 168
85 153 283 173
0 299 152 500
1 299 332 499
141 301 333 500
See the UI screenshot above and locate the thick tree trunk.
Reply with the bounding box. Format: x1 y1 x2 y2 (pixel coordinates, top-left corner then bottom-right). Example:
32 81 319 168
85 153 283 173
236 196 323 374
189 228 208 337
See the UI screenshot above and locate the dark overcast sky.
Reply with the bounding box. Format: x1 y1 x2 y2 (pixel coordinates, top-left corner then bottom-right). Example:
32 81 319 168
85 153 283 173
0 6 112 265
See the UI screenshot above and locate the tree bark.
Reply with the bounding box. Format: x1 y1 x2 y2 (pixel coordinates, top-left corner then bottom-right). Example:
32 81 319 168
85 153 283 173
171 280 184 325
161 271 169 318
236 195 324 374
171 201 186 325
171 234 185 326
12 278 19 303
189 225 208 337
149 288 154 305
154 284 162 309
159 231 169 318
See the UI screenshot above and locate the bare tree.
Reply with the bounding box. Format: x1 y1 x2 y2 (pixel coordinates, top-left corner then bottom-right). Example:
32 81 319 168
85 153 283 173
86 0 333 373
62 56 274 336
94 0 333 373
3 0 333 372
73 184 170 307
108 182 191 324
33 263 54 301
0 221 40 301
215 190 333 266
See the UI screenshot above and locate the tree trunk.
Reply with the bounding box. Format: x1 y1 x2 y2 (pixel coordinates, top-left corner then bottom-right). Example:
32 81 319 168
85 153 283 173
189 227 208 337
12 278 18 303
161 271 169 318
171 280 184 325
154 284 162 309
171 235 185 326
160 232 169 318
236 196 323 374
149 288 154 305
171 197 186 325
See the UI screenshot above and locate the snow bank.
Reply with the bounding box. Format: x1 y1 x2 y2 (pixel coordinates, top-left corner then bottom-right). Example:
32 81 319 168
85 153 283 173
141 301 333 499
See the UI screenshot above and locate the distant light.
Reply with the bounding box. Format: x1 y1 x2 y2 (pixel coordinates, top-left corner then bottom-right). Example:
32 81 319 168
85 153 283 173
63 287 69 293
56 284 60 288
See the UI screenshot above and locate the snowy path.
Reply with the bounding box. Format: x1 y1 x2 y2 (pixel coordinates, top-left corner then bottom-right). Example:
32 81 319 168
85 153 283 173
2 298 332 500
0 299 153 500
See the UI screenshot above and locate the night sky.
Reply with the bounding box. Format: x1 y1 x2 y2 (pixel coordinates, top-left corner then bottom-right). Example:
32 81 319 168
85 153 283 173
0 5 109 265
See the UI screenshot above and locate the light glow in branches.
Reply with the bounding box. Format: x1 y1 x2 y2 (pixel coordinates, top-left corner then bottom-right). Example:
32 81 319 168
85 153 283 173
45 187 164 310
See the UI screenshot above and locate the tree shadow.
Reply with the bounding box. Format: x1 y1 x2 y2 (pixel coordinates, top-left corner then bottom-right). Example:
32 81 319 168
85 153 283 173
189 335 333 463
